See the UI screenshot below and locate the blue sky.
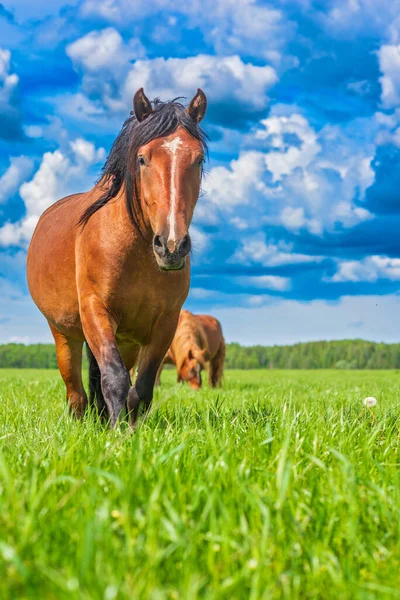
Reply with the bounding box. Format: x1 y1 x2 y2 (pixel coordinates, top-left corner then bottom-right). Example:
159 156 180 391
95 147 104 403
1 0 400 345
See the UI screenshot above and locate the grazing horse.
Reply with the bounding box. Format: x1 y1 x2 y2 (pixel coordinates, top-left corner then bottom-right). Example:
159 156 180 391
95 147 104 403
27 88 208 426
156 309 225 389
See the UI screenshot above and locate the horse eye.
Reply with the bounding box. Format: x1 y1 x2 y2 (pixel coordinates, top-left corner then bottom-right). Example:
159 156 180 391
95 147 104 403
138 156 146 166
197 157 204 167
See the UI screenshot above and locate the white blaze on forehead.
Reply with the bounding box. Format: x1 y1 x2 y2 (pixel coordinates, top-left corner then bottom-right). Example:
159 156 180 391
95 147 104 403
162 137 183 249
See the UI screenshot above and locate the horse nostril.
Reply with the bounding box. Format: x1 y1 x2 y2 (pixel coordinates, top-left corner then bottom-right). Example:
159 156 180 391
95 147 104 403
178 234 191 258
153 235 166 256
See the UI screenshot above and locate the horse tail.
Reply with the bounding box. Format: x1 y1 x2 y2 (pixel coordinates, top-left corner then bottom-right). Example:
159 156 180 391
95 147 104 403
210 336 225 387
86 344 108 418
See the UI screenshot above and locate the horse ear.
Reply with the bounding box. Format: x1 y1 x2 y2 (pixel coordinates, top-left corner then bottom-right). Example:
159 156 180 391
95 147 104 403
187 88 207 123
133 88 153 122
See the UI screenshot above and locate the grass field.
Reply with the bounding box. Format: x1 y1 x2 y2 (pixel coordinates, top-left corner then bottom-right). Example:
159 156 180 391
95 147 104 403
1 368 400 599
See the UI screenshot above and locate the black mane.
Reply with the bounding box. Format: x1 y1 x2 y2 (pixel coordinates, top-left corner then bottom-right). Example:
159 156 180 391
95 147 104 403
78 98 208 235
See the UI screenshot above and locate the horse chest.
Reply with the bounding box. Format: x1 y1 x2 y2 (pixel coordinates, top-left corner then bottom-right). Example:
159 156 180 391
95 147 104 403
114 292 183 346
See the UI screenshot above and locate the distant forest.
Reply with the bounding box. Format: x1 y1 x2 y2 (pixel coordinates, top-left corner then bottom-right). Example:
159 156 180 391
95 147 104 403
1 340 400 369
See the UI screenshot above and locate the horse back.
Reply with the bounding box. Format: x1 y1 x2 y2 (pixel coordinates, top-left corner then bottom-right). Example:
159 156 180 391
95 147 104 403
195 314 224 359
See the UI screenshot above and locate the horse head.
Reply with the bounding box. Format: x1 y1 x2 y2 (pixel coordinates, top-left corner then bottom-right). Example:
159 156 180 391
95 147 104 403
179 346 210 389
133 88 207 271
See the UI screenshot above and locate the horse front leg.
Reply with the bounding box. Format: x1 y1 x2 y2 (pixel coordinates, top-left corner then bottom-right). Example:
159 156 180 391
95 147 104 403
127 318 179 427
80 296 130 427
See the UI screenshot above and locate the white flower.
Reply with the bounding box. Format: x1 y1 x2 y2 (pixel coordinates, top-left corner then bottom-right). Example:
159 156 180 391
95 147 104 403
363 397 377 407
248 558 258 570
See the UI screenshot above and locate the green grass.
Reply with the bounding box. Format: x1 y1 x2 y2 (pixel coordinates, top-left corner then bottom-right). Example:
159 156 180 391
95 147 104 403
1 368 400 599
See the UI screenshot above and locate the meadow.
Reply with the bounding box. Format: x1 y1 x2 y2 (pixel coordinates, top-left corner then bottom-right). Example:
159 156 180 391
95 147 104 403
1 368 400 599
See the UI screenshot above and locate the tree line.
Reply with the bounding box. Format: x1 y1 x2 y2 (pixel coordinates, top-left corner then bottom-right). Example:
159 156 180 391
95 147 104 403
1 339 400 369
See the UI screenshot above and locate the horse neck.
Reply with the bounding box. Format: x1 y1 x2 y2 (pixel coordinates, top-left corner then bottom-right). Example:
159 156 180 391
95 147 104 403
101 182 151 255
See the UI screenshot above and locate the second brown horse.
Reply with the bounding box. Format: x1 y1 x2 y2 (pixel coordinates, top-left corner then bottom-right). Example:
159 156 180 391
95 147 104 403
155 310 225 389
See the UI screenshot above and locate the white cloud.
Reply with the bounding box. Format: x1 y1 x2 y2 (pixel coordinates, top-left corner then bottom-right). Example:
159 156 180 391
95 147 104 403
0 139 105 247
79 0 294 62
255 113 320 182
193 199 220 226
123 55 277 112
230 217 249 230
67 28 144 72
379 45 400 109
198 0 294 62
190 225 208 254
57 92 109 124
80 0 124 19
67 28 124 71
0 47 18 109
65 29 145 123
276 162 374 232
331 256 400 282
59 52 277 125
238 275 291 291
278 206 321 235
314 0 400 43
204 151 268 208
231 234 323 267
189 287 216 300
0 157 34 204
70 138 104 162
204 112 374 237
259 117 375 231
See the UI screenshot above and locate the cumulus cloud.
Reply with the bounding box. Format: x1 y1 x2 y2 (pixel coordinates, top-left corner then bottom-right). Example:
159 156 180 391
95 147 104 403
62 47 278 127
0 47 23 140
0 48 18 103
231 234 323 267
67 28 144 72
0 140 105 247
204 112 375 236
237 275 291 291
379 45 400 109
278 206 321 235
204 151 268 208
331 256 400 282
0 157 34 204
80 0 294 62
255 114 320 182
65 29 145 121
124 55 278 120
81 0 121 20
197 0 294 63
190 225 208 254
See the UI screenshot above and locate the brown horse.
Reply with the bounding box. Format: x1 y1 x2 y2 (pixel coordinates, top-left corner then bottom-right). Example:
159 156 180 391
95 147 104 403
156 309 225 389
27 88 208 426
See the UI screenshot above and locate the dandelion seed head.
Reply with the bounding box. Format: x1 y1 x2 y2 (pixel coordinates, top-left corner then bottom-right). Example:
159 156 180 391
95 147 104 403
363 397 377 407
248 558 258 570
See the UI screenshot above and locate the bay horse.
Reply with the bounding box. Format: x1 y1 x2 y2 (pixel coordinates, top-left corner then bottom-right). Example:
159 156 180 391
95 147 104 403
156 309 225 389
27 88 208 426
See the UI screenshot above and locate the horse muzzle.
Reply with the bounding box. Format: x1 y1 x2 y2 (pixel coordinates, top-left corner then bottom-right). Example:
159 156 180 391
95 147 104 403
153 233 191 271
